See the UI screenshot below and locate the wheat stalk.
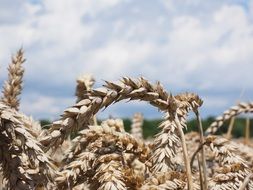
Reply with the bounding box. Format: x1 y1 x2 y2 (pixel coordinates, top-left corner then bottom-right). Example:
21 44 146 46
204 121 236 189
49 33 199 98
239 173 253 190
1 49 25 111
195 111 207 190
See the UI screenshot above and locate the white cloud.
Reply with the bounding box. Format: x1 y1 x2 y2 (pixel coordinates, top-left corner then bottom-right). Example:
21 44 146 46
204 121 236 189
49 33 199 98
20 93 74 120
83 40 155 79
0 0 252 118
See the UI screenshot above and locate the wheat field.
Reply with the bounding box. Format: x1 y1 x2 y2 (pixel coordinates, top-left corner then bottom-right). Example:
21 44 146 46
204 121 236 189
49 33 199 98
0 49 252 190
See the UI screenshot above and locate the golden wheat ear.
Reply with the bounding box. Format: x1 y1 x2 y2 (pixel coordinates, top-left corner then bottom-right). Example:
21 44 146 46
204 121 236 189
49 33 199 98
1 48 25 110
131 113 144 139
0 103 55 189
56 124 149 189
205 135 253 190
205 102 253 136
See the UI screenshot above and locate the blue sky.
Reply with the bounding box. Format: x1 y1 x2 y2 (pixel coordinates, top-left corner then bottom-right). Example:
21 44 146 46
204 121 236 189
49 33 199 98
0 0 252 120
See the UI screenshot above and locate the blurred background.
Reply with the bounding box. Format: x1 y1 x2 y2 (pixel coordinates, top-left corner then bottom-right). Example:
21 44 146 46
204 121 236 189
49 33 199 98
0 0 252 132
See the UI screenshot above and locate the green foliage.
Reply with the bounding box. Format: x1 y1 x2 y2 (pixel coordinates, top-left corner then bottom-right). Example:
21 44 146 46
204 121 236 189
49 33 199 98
122 118 131 132
142 119 161 139
40 119 51 129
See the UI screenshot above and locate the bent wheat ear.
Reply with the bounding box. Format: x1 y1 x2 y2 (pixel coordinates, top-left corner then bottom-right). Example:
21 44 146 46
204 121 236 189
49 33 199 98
1 49 25 110
40 77 173 149
205 102 253 135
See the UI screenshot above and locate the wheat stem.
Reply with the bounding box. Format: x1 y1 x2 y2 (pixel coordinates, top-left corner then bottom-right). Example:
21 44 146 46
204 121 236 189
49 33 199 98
245 117 250 144
197 153 204 190
175 114 193 190
225 116 235 139
195 110 208 190
238 173 253 190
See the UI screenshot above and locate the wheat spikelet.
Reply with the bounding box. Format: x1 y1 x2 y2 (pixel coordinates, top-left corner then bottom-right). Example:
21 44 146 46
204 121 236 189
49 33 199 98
75 74 97 126
1 49 25 110
90 154 127 190
140 171 187 190
50 137 73 167
101 118 125 132
230 141 253 168
131 113 144 139
205 102 253 135
0 103 55 189
75 74 95 103
55 152 95 189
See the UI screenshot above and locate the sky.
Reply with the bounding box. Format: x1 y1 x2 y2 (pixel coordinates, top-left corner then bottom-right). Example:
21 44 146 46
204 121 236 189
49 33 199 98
0 0 252 120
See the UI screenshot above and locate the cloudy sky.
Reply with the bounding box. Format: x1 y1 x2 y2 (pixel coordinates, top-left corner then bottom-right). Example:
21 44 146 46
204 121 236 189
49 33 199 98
0 0 252 120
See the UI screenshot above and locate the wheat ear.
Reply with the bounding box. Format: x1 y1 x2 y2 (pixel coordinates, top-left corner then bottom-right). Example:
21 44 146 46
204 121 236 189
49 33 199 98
131 113 144 139
205 136 253 190
205 102 253 135
1 49 25 110
0 103 55 189
56 125 149 189
40 77 173 150
150 93 202 190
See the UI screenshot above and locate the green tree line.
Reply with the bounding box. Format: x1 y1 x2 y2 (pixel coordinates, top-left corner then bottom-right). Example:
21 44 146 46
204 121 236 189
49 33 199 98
40 117 253 139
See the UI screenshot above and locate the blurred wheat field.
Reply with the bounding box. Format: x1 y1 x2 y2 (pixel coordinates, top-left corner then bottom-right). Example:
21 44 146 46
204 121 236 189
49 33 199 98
0 49 252 190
